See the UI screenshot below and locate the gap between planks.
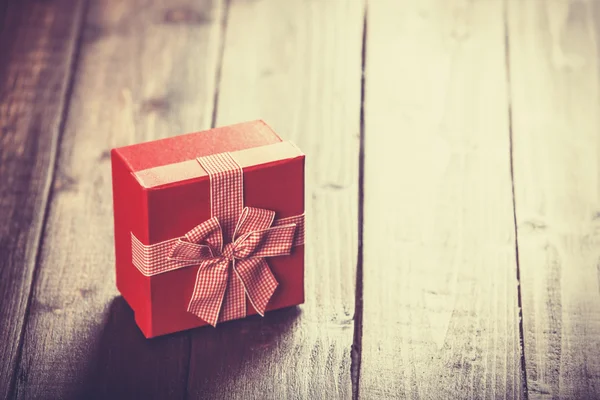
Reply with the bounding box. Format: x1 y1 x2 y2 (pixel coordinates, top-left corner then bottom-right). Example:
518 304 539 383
502 0 529 398
351 3 368 400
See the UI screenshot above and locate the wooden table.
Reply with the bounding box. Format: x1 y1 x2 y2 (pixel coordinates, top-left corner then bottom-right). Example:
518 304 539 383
1 0 599 399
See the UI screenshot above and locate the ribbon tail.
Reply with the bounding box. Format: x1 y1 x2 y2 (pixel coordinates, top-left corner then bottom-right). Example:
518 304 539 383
187 260 229 327
234 258 278 316
217 260 247 323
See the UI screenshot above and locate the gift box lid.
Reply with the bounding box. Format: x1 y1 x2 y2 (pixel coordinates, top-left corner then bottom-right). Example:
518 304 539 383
112 120 304 189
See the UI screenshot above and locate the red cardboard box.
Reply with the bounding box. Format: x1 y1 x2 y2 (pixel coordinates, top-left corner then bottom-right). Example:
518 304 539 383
111 121 305 338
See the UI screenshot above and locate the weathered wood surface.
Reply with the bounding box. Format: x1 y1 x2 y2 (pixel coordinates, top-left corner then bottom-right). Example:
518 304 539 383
186 0 364 398
0 1 85 398
12 1 225 398
359 1 523 398
3 0 600 398
507 1 600 399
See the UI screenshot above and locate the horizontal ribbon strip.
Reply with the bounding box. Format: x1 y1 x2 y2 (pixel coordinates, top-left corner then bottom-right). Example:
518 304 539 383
131 213 305 277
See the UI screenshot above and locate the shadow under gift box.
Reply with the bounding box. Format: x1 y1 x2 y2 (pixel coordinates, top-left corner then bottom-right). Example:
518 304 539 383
111 121 305 338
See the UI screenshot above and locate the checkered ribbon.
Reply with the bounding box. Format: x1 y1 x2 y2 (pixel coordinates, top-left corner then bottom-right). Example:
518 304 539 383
130 152 304 326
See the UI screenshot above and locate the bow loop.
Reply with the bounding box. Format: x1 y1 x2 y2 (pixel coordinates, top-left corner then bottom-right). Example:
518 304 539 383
231 224 297 259
168 217 223 263
185 217 223 253
234 207 275 239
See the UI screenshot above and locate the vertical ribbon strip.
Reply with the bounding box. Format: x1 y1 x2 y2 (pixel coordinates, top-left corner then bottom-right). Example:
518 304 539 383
197 153 243 243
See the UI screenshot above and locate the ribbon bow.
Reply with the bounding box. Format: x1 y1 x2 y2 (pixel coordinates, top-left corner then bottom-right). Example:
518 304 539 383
168 207 297 326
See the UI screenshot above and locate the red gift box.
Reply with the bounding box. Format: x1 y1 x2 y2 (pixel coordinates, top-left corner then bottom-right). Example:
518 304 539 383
111 121 305 338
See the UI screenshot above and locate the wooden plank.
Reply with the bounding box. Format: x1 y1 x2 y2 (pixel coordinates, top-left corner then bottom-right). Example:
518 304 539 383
185 0 364 398
13 1 225 398
507 1 600 398
359 1 523 398
0 1 85 398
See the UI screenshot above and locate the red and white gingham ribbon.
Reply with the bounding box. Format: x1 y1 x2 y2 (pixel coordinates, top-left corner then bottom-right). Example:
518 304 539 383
131 152 304 326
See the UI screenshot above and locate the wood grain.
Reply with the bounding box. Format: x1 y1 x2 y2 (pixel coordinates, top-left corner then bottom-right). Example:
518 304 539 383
185 0 364 398
13 1 224 398
0 1 84 398
359 1 523 398
507 1 600 398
